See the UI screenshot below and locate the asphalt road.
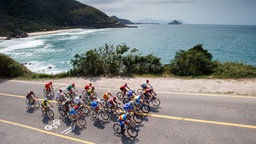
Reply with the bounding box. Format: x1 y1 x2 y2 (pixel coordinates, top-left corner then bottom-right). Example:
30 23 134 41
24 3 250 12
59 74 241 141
0 79 256 144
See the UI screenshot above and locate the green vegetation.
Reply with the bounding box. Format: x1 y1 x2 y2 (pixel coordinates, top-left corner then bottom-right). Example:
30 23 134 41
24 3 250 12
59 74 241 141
0 54 31 77
1 44 255 79
70 44 163 76
0 0 124 36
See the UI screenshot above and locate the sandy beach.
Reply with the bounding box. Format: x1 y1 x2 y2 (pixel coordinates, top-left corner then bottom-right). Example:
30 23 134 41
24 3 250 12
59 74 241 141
27 28 84 37
46 77 256 96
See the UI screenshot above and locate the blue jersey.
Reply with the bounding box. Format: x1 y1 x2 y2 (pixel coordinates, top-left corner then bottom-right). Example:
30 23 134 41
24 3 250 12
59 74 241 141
123 102 133 111
91 101 98 109
69 108 76 115
127 90 133 98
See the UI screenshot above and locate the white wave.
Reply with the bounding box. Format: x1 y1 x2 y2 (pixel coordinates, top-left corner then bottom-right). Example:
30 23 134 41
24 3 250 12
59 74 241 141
24 61 67 74
0 39 44 53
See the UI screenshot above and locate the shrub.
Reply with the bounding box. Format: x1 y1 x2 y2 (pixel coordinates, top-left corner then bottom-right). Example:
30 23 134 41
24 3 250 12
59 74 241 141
170 44 214 76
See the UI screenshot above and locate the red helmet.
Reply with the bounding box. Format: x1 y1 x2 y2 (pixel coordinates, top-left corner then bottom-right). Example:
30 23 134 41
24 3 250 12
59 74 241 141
124 82 127 86
72 83 75 86
74 106 79 110
146 80 149 83
91 86 95 90
49 82 52 84
89 83 92 86
59 89 62 92
30 91 34 94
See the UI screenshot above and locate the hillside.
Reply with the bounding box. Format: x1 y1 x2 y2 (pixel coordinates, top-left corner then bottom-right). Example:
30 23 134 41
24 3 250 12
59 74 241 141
0 0 125 36
111 16 133 24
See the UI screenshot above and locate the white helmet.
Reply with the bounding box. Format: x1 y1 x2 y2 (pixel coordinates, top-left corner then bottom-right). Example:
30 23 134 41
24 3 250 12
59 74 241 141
44 98 48 101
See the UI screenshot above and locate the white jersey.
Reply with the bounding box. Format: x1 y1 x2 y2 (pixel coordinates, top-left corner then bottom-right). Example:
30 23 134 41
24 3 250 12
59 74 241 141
73 96 80 104
56 91 63 98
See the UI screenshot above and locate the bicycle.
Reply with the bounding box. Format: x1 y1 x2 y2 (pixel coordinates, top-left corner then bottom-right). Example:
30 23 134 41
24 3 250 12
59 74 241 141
43 88 55 98
144 94 161 107
113 120 138 138
105 103 125 116
117 89 137 100
41 106 54 119
82 90 97 98
89 107 109 120
56 95 66 104
26 97 40 109
135 101 150 113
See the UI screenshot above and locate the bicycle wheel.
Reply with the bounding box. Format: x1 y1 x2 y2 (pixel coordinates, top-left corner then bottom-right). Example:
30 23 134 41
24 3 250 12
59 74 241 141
91 92 97 98
127 127 138 138
82 90 87 97
41 107 47 115
47 109 54 119
115 107 125 115
133 113 143 123
77 117 86 126
33 101 40 109
58 108 66 116
137 89 143 95
140 104 150 113
26 99 30 106
117 92 124 100
49 90 54 98
56 97 62 104
151 97 161 106
100 99 107 107
43 89 47 95
122 98 129 104
100 111 109 120
113 124 122 134
81 106 90 115
89 109 97 118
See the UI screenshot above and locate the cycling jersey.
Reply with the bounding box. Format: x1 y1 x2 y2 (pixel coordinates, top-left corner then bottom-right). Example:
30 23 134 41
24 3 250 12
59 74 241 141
123 102 133 111
73 96 80 104
69 108 76 115
118 114 127 126
41 100 48 107
67 85 74 91
127 90 133 98
134 95 141 105
103 93 109 101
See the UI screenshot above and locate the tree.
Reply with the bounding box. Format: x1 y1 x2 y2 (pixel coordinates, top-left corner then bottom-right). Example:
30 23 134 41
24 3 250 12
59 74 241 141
170 44 214 76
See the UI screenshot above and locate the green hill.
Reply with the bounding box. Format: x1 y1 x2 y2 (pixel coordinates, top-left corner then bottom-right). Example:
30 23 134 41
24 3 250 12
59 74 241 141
0 54 32 77
0 0 125 36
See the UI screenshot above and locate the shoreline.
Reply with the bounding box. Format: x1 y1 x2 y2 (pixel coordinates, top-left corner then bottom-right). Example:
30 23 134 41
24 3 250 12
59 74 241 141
0 28 84 40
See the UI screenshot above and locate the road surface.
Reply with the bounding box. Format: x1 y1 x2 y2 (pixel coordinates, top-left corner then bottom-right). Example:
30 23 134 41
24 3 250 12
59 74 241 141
0 79 256 144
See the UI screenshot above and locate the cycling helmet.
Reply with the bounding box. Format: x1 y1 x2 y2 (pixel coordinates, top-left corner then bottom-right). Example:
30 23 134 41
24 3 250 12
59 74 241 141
59 89 62 92
97 99 101 102
91 86 95 90
146 80 149 83
107 90 111 94
124 82 127 86
44 98 48 101
49 82 52 84
79 94 82 99
72 83 75 86
89 83 92 86
30 91 34 94
130 101 134 105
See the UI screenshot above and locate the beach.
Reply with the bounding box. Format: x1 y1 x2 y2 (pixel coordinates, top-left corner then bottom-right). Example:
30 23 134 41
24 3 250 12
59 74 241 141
44 77 256 96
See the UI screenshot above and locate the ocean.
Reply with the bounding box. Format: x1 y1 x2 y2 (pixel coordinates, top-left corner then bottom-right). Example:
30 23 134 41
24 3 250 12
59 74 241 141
0 24 255 74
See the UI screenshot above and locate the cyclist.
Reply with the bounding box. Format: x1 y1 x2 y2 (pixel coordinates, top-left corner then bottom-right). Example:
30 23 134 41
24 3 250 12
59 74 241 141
118 112 133 135
56 89 65 102
91 99 104 114
87 86 95 100
126 90 135 101
45 82 53 93
41 98 53 114
103 90 114 101
142 88 154 102
63 99 72 115
73 94 83 105
67 83 77 95
107 96 120 111
120 82 131 95
84 83 93 91
123 101 135 113
141 80 157 95
133 94 144 109
69 105 79 124
26 91 37 106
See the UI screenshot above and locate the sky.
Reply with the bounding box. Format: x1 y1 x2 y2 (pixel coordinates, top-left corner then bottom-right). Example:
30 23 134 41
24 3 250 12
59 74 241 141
76 0 256 25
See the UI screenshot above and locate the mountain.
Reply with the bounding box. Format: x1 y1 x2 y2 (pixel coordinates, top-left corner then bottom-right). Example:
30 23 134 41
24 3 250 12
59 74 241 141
0 0 125 36
111 16 133 24
168 20 182 25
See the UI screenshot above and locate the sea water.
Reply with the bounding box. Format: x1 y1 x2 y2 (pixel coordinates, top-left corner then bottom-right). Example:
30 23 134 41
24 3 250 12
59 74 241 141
0 24 255 74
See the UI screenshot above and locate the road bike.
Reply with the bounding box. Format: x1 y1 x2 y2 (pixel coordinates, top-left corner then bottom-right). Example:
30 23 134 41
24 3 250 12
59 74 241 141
89 107 109 120
26 97 40 109
113 120 138 138
43 88 54 98
41 106 54 119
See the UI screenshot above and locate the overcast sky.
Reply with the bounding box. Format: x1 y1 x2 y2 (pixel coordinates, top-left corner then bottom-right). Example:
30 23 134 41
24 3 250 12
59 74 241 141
76 0 256 25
